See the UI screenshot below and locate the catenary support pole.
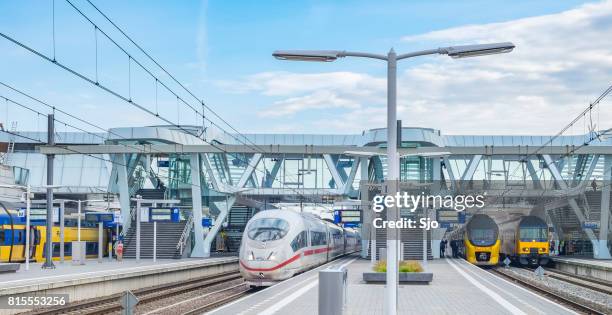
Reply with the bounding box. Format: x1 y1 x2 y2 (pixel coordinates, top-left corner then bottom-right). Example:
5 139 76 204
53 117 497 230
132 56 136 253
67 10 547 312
60 200 65 263
77 200 81 242
98 222 103 263
25 185 30 271
43 114 55 269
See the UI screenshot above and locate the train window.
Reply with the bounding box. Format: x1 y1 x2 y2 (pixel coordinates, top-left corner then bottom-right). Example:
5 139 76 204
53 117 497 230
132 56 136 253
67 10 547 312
0 228 4 244
291 231 308 252
520 227 547 242
310 231 327 246
247 218 290 241
469 229 496 246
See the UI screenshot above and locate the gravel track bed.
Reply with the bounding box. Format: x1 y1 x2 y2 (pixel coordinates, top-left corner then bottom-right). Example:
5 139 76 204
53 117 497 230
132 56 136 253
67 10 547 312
502 266 611 314
122 278 247 315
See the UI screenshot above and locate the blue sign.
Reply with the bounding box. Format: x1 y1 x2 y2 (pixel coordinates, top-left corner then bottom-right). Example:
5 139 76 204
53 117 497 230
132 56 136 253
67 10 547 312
458 211 466 223
440 222 452 229
343 222 360 228
157 160 170 167
583 221 600 229
333 211 341 224
202 218 213 227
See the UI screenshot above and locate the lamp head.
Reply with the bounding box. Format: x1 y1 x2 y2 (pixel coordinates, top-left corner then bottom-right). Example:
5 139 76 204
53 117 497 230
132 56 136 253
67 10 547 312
273 50 343 62
444 42 515 59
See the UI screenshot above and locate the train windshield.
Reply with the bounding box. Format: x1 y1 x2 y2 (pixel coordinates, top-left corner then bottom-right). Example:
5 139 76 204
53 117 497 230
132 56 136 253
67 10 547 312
247 218 289 241
520 227 547 242
469 229 496 246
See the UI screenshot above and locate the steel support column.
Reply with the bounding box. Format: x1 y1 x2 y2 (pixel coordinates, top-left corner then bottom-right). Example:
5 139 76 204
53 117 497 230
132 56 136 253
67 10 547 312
596 155 612 259
526 160 542 190
461 154 482 182
359 158 370 259
203 196 236 257
190 153 206 257
114 154 131 230
344 157 360 196
237 154 262 188
323 154 344 189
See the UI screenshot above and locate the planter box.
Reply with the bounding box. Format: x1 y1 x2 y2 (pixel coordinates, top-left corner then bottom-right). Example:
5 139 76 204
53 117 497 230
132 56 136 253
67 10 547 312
363 272 433 284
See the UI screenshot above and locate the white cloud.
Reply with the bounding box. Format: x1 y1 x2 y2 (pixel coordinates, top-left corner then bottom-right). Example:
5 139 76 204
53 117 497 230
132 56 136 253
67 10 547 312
223 1 612 135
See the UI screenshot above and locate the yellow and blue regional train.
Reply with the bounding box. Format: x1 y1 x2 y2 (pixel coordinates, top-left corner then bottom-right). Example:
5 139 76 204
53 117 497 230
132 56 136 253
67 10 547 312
450 214 500 266
0 204 109 263
499 216 550 266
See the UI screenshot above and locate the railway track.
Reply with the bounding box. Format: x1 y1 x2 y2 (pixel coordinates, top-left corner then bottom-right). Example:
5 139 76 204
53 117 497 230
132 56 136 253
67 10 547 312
23 271 244 315
544 269 612 295
489 268 607 315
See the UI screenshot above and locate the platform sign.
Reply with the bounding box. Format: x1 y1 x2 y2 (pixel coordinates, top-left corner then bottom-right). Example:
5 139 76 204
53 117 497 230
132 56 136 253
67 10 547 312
149 207 180 222
334 209 362 224
438 209 458 222
113 211 123 224
85 212 114 223
28 207 59 222
583 221 600 229
343 222 359 228
202 218 213 227
157 160 170 167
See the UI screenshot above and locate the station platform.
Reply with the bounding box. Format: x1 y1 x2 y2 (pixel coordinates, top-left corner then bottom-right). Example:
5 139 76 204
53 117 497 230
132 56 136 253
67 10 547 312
552 256 612 282
210 256 578 315
0 257 238 314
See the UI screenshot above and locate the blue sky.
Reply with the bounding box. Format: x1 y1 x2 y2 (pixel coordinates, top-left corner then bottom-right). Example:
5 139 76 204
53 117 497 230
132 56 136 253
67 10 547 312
1 0 610 135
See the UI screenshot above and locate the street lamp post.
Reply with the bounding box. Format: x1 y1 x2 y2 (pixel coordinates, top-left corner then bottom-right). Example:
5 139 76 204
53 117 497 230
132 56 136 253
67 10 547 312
273 42 514 315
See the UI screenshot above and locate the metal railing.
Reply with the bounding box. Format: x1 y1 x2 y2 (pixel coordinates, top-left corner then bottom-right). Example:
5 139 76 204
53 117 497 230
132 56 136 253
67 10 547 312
177 213 194 256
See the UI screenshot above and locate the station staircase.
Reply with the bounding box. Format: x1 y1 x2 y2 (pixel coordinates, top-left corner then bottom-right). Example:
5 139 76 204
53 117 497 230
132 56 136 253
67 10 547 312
212 205 257 253
122 221 187 259
368 210 433 260
544 190 612 257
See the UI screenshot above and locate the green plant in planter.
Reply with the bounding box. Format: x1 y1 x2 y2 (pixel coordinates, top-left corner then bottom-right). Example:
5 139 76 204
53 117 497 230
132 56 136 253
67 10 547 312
373 260 423 273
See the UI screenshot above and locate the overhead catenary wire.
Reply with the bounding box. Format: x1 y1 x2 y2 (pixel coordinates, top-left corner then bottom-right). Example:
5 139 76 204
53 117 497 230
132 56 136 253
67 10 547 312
0 7 337 211
0 84 333 210
63 0 265 154
503 83 612 186
82 0 264 153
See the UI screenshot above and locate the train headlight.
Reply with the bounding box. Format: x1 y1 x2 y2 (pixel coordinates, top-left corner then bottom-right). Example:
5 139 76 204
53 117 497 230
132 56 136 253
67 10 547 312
267 252 276 261
522 247 528 252
248 251 255 261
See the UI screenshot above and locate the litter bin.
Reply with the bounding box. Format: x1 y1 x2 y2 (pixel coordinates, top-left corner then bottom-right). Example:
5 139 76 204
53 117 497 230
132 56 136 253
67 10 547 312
318 266 348 315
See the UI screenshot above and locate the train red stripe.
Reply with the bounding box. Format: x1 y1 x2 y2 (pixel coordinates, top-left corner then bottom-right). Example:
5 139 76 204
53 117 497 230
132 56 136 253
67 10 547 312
239 253 301 272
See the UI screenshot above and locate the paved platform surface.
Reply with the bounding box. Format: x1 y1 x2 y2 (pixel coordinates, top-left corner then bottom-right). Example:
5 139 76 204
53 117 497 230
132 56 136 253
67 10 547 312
0 257 237 290
210 256 578 315
552 257 612 270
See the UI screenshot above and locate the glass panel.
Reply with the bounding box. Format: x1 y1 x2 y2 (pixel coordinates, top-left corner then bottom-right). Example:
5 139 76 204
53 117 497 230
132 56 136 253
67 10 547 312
247 218 289 241
520 228 547 242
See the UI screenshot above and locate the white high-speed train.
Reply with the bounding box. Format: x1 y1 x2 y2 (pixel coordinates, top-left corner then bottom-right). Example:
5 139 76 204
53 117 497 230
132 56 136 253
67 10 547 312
239 210 360 287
